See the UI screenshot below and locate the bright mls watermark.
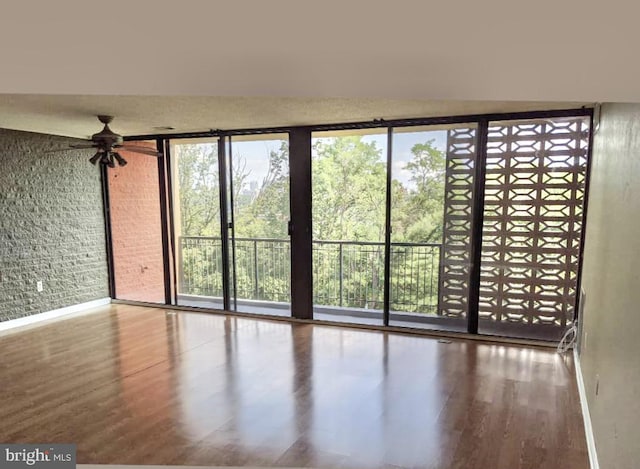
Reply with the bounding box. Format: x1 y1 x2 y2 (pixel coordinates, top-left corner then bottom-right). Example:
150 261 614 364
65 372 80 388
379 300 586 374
0 445 75 469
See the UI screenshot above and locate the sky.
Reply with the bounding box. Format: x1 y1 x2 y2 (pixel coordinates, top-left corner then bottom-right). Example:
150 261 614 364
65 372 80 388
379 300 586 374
230 130 449 191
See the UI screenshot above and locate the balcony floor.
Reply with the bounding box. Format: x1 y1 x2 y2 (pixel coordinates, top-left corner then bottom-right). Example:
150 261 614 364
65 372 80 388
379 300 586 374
177 295 469 332
177 295 564 340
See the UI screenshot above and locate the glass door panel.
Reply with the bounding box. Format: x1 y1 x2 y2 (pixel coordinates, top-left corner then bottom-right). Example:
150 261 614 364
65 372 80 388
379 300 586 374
311 129 388 325
228 134 291 316
171 138 225 310
388 125 476 332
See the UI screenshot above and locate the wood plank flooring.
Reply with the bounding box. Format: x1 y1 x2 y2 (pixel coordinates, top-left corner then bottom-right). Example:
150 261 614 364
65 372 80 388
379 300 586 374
0 304 589 468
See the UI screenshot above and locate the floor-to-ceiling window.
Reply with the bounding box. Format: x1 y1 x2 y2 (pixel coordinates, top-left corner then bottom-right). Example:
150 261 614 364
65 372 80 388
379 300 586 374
171 138 225 310
170 134 291 316
388 124 476 332
227 134 291 315
311 129 388 325
109 109 592 344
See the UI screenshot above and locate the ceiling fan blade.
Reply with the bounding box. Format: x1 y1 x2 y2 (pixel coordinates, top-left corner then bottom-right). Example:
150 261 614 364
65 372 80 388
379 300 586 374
69 143 97 149
121 145 162 157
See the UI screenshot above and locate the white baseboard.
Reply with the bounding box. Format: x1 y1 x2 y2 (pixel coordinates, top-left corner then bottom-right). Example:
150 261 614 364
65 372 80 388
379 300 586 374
0 297 111 333
574 349 600 469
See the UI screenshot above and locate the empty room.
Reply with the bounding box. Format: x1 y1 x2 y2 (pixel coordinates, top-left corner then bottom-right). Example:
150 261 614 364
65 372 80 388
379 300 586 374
0 2 638 469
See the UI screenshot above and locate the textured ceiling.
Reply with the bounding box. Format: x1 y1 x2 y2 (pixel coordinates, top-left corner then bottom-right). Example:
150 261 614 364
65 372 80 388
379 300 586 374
0 0 625 137
0 1 639 103
0 95 589 139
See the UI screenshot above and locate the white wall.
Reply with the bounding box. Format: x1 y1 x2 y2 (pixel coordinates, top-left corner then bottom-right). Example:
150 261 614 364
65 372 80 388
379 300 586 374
580 103 640 469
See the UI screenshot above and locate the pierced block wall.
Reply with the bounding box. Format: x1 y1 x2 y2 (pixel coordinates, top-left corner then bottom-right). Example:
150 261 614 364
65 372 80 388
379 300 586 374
437 117 590 341
437 127 477 317
479 117 589 334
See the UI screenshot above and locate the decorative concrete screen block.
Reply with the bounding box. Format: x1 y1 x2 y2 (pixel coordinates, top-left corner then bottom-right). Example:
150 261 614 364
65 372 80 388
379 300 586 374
437 117 590 341
479 117 590 338
437 127 477 318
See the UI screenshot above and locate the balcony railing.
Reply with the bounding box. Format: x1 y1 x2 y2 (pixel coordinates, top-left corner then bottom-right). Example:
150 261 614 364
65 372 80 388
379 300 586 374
178 236 442 314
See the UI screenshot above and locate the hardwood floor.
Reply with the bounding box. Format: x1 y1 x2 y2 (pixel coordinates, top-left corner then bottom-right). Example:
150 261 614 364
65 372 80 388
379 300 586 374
0 304 589 468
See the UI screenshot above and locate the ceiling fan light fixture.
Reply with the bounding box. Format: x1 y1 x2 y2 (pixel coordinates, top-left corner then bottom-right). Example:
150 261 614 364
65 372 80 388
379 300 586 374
100 152 111 166
112 152 127 167
89 151 102 165
62 116 157 168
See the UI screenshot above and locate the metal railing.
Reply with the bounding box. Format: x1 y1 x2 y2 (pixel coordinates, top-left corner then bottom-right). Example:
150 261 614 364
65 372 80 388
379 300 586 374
178 236 442 314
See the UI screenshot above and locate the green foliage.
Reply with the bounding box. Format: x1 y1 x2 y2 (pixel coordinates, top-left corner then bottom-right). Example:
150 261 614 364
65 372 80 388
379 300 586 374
392 139 446 244
175 143 223 236
235 141 290 238
312 136 387 242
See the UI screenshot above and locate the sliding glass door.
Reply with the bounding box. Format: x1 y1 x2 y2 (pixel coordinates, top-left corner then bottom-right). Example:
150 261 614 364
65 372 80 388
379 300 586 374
170 135 291 315
308 124 478 333
227 134 291 315
388 125 476 332
311 130 388 325
171 138 225 310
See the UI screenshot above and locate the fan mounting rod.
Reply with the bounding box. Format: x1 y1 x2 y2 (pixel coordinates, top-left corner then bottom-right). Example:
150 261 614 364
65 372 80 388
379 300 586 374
91 115 123 147
97 115 114 125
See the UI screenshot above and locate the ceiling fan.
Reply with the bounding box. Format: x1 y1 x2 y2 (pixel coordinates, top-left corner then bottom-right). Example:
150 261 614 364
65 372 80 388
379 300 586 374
62 115 162 167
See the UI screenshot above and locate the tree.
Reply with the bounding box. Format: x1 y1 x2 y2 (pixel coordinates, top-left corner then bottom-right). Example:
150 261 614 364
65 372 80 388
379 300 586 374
176 143 251 237
175 133 448 314
176 143 220 236
234 140 290 238
312 136 387 242
392 139 446 244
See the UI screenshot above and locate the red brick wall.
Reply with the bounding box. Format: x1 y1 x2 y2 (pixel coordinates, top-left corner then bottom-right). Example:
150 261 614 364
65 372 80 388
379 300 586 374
108 145 165 302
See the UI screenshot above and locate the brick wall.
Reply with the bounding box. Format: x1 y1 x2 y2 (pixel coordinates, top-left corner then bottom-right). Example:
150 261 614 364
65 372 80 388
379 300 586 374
108 146 165 303
0 128 109 321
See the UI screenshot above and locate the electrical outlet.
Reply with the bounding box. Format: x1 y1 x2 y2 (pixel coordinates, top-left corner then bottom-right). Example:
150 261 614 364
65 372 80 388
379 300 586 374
36 280 43 292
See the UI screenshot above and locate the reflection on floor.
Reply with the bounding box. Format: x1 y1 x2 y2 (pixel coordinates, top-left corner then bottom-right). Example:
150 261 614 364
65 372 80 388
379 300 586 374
0 304 588 468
